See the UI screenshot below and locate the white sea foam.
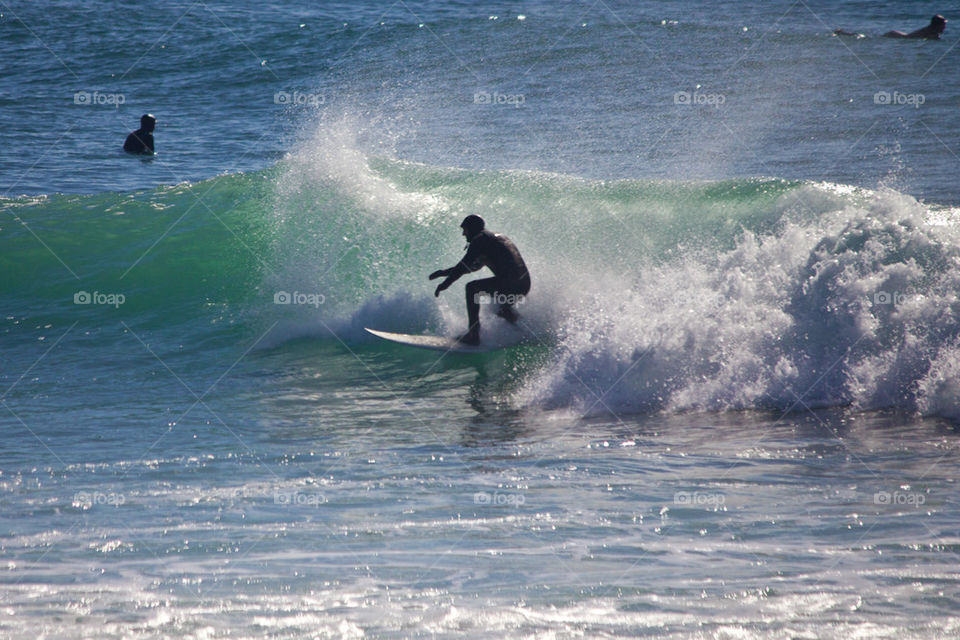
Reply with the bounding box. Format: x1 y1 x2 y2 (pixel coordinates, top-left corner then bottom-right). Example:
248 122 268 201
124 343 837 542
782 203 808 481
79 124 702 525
518 185 960 419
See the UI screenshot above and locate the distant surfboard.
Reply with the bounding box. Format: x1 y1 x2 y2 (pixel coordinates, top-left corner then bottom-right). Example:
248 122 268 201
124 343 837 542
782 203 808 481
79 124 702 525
364 327 520 353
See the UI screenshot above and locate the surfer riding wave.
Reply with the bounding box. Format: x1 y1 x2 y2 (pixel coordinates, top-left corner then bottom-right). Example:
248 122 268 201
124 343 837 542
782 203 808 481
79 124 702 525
429 215 531 345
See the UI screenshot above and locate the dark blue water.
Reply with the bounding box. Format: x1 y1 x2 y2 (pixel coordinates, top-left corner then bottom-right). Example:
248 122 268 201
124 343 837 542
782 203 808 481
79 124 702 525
2 1 958 201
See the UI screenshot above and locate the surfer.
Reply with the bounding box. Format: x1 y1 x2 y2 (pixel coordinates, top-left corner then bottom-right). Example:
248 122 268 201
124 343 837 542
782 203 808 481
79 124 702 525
884 14 946 39
834 15 946 39
429 215 531 345
123 114 156 155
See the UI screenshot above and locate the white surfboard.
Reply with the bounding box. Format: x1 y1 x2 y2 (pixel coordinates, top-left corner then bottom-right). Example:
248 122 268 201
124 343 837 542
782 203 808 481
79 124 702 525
364 327 518 353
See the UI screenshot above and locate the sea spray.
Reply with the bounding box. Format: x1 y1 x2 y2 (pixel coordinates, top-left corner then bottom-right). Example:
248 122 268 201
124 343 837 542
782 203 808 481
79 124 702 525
518 185 960 418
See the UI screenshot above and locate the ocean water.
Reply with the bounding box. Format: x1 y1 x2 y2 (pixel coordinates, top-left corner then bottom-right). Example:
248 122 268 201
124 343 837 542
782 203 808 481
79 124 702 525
3 1 960 638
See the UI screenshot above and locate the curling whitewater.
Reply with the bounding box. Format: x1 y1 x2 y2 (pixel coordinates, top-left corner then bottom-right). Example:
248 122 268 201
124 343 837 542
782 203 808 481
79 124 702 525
6 152 960 420
516 184 960 419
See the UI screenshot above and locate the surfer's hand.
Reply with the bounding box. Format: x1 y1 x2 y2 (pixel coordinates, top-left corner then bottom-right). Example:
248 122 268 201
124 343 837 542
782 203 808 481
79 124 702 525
429 269 447 280
434 281 448 297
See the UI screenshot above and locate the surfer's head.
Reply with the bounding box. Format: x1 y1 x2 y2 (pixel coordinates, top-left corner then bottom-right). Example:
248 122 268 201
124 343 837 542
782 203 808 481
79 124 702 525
931 14 947 32
460 214 485 240
140 113 156 132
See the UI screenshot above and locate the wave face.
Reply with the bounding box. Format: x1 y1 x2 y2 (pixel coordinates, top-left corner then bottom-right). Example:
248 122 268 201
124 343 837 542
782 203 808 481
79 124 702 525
6 120 960 418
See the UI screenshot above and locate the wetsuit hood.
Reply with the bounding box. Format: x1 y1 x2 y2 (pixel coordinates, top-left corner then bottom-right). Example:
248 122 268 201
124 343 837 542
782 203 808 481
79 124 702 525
460 215 485 241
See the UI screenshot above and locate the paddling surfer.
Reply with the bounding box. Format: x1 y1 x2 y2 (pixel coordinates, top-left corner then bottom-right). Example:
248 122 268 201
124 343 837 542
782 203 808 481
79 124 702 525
834 14 946 39
884 14 946 39
429 215 531 345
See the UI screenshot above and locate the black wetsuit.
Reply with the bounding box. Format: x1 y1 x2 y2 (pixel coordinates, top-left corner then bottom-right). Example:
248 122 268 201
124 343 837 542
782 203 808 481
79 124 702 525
884 25 943 38
447 230 531 329
123 129 154 154
883 15 946 39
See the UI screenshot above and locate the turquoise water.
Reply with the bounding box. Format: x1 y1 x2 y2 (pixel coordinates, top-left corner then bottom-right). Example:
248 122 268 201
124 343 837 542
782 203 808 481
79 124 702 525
3 1 960 638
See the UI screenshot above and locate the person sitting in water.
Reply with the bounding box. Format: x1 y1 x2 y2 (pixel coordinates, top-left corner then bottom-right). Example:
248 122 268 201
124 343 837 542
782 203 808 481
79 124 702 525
429 215 531 345
123 113 156 155
835 14 946 39
884 14 946 39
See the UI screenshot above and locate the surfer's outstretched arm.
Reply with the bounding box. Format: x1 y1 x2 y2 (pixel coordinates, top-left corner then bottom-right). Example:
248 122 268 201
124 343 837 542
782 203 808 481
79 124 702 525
430 263 472 296
429 242 483 296
430 267 459 296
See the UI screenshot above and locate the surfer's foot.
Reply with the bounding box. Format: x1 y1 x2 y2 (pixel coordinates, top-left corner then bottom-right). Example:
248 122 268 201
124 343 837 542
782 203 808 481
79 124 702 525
495 305 519 324
457 328 480 345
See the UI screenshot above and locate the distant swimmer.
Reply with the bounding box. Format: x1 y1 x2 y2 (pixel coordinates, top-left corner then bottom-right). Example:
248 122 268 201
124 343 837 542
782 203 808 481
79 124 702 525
884 14 946 39
429 215 531 345
123 113 156 155
834 14 946 39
